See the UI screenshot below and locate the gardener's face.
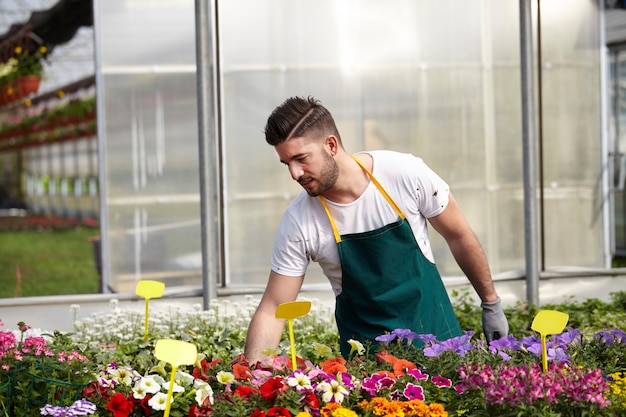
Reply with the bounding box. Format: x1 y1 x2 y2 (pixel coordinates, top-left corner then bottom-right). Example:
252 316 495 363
275 135 339 197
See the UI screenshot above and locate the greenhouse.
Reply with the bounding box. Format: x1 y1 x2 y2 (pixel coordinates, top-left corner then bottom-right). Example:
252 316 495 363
0 0 626 308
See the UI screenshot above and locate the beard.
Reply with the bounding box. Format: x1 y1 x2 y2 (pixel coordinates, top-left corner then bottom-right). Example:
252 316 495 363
299 149 339 197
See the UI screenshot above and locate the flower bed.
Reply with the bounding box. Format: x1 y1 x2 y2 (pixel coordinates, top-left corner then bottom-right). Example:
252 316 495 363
1 294 626 416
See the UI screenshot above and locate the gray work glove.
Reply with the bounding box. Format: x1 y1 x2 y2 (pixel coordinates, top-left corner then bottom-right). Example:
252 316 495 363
481 297 509 342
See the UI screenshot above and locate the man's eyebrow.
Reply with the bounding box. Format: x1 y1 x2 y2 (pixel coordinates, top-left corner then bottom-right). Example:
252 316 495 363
279 152 307 164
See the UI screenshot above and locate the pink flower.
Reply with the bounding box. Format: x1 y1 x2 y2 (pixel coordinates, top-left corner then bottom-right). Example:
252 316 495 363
402 382 425 401
432 375 452 388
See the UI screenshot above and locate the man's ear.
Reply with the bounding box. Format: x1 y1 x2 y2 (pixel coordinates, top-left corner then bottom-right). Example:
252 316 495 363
325 135 339 156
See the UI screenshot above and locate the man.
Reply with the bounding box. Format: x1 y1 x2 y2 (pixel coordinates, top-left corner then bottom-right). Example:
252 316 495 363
244 96 508 362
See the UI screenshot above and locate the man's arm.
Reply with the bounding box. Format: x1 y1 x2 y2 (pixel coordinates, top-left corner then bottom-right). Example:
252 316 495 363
244 271 304 364
428 192 508 341
428 192 497 302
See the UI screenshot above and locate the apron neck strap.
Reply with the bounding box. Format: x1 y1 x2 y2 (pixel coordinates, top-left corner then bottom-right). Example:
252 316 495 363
319 155 407 243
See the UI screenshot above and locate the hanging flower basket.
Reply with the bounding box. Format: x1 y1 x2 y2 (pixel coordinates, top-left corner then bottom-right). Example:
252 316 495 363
18 75 41 96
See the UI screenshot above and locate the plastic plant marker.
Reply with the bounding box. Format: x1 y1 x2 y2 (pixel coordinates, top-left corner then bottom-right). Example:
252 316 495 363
275 300 312 370
155 339 198 417
531 309 569 372
135 280 165 342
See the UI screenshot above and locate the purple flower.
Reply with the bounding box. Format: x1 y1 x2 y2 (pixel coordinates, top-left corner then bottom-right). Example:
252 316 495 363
416 333 438 346
375 333 397 344
40 399 96 416
392 328 419 344
555 327 583 345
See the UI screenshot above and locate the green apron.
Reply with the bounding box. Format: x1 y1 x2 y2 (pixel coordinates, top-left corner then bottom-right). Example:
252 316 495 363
319 157 462 358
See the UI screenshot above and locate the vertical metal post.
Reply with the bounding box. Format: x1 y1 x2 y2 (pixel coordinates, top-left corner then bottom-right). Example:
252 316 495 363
519 0 540 306
195 0 221 307
92 0 111 293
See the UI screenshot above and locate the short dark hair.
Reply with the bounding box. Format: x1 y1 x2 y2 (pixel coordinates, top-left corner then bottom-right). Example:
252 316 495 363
264 96 341 146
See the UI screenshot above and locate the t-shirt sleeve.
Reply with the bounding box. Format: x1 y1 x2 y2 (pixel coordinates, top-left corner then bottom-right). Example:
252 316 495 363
270 210 309 277
412 156 450 218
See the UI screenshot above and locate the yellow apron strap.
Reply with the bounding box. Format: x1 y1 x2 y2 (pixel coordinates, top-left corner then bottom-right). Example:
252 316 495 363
319 155 407 244
352 156 406 220
319 198 342 243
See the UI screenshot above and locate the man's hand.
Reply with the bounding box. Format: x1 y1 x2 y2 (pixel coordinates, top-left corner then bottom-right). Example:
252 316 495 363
481 297 509 342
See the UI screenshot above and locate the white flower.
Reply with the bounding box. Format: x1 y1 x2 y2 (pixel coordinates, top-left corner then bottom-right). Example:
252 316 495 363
176 370 195 386
195 382 214 405
109 366 137 386
135 376 161 395
148 392 171 411
316 379 349 403
163 380 185 393
287 371 312 392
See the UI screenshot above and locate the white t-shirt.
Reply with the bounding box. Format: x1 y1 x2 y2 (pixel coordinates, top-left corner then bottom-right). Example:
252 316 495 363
271 150 450 296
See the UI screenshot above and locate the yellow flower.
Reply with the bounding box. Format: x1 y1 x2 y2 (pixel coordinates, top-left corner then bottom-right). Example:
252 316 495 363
14 46 22 54
347 339 365 356
295 413 313 417
216 370 235 384
312 342 333 358
331 408 359 417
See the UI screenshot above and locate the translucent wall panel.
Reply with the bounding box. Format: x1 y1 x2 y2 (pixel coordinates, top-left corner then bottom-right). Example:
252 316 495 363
539 1 603 267
97 0 202 292
219 0 603 286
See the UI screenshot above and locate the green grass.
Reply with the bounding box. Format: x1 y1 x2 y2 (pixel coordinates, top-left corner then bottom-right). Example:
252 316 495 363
0 227 100 298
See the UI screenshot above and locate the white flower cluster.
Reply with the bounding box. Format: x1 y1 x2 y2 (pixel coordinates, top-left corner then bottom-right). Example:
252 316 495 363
98 363 214 411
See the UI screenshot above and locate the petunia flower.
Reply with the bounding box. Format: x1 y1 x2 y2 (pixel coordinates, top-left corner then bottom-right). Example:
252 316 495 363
403 382 425 401
287 369 313 392
347 339 365 356
259 376 286 402
148 392 171 411
106 393 134 417
316 378 349 403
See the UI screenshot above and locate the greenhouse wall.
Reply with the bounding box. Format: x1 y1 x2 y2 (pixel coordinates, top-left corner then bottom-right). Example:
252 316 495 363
95 0 604 292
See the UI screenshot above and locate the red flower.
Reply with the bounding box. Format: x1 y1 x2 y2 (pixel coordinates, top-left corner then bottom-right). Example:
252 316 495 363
251 408 267 417
83 381 112 401
230 353 250 367
188 404 213 417
106 392 135 417
233 385 258 398
267 406 291 416
302 393 320 411
259 377 285 402
193 358 222 381
137 394 153 415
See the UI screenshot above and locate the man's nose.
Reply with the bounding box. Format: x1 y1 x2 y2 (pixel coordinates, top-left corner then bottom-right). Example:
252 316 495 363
288 163 303 180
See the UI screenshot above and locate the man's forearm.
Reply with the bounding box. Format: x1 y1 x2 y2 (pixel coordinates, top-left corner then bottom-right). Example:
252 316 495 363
244 310 285 364
449 233 498 302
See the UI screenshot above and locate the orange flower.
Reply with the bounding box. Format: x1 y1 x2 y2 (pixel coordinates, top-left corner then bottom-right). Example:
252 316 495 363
320 402 342 417
233 363 251 380
392 358 417 377
320 357 347 374
427 402 449 417
376 350 399 365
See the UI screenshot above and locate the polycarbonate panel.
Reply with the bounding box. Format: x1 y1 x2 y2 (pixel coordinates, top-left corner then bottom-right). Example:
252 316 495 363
96 0 604 293
539 0 603 268
97 0 202 292
219 0 603 285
